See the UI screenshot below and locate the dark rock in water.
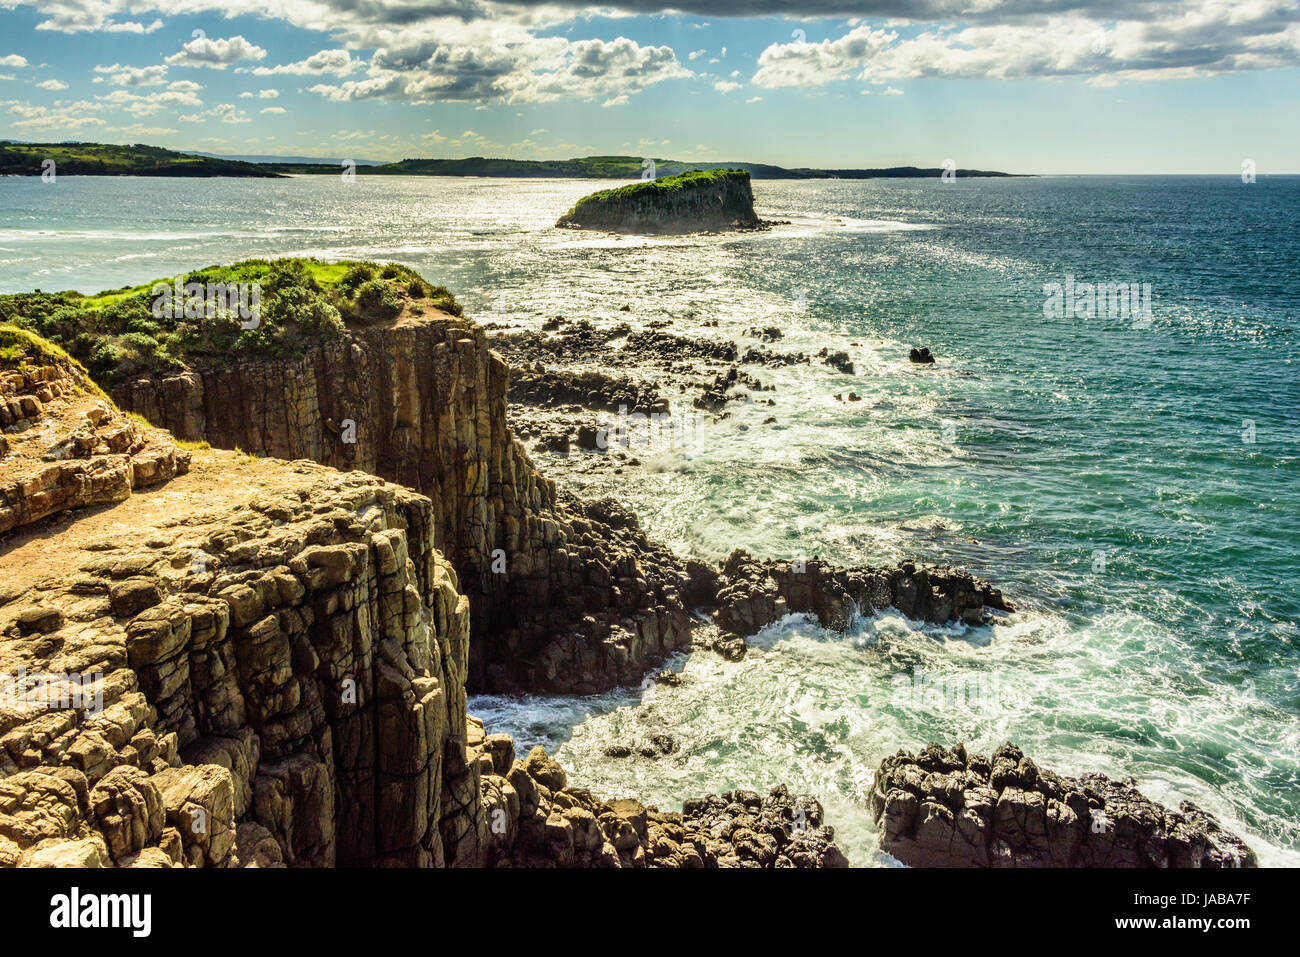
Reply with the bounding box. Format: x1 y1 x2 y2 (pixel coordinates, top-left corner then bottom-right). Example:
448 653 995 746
749 326 783 342
556 169 769 235
820 348 856 375
710 632 748 661
909 347 935 364
710 550 1013 638
871 742 1258 868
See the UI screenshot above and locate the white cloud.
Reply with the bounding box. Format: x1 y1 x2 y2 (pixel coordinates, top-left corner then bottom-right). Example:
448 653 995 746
4 97 105 131
261 106 287 113
251 50 358 77
1 55 29 69
37 79 69 90
310 34 690 105
92 63 168 87
713 80 741 93
166 36 267 70
95 87 203 116
753 5 1300 87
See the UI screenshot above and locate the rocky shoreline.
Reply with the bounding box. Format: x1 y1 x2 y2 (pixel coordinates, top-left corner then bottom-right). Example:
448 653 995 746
0 265 1259 868
872 743 1256 868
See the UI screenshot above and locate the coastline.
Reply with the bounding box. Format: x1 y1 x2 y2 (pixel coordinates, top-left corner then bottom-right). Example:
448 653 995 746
0 255 1267 868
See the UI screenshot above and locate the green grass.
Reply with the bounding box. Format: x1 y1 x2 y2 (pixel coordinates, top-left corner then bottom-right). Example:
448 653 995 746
0 141 281 178
0 258 462 389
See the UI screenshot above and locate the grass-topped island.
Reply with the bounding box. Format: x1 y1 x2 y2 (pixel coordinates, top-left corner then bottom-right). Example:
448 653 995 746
556 168 772 234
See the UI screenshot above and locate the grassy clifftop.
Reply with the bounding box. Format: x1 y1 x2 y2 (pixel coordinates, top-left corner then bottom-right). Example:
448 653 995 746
0 141 284 177
0 258 461 387
556 168 762 234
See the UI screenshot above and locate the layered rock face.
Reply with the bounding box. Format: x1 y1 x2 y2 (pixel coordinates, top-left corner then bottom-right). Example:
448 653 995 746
110 314 694 695
556 169 763 234
1 352 189 535
871 743 1257 868
1 460 473 867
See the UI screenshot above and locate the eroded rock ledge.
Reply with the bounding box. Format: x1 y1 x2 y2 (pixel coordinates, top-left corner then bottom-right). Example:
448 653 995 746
1 350 189 536
871 743 1256 868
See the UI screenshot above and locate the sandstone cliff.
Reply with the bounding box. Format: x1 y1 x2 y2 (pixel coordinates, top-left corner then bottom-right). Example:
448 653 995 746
0 347 846 868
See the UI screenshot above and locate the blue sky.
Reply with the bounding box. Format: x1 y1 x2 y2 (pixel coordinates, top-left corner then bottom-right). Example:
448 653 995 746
1 1 1298 172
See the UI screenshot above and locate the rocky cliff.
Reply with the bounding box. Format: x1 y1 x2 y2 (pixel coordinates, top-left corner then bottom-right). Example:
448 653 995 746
556 169 764 234
0 340 845 868
105 291 1013 696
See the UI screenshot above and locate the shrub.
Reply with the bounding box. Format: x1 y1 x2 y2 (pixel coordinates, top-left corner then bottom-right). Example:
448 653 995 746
354 279 402 321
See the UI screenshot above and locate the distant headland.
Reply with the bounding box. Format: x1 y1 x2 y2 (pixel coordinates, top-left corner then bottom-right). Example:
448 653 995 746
0 140 1021 180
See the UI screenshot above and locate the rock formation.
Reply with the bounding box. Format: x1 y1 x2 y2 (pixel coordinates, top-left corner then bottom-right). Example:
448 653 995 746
0 333 846 868
1 338 189 536
105 299 1015 693
871 742 1256 868
556 169 765 234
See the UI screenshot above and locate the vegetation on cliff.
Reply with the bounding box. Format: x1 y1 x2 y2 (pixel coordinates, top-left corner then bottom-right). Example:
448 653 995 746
557 168 762 234
0 258 461 387
0 141 283 177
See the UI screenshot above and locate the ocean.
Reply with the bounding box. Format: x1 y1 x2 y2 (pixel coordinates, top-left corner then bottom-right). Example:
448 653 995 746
2 173 1296 866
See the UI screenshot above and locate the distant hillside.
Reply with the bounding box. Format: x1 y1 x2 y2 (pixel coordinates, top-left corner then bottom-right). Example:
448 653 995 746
0 141 283 177
301 155 1020 179
181 149 386 167
0 141 1020 179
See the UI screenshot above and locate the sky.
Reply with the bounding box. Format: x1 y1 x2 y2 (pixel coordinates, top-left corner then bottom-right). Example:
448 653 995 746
0 0 1297 173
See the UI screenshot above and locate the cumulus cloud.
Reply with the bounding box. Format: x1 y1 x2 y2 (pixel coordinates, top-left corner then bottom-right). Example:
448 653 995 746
1 55 29 68
4 97 105 131
310 35 690 105
250 49 359 77
95 87 203 116
166 35 267 70
753 3 1300 87
37 79 69 90
93 63 168 87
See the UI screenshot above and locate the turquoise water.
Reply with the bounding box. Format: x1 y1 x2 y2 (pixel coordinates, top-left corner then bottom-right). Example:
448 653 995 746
3 174 1297 865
